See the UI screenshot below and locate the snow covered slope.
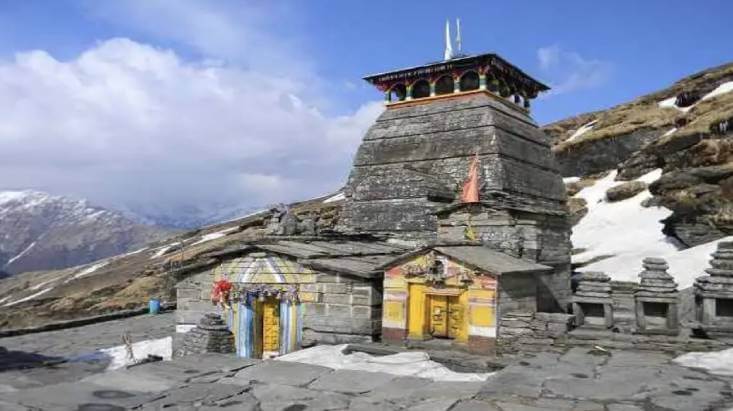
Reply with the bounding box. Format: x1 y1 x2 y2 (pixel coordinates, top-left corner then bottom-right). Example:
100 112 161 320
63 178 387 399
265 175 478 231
0 190 171 275
571 172 732 288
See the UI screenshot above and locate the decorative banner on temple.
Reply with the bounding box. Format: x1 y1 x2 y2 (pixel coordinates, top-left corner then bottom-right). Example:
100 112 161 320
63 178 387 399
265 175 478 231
231 284 300 306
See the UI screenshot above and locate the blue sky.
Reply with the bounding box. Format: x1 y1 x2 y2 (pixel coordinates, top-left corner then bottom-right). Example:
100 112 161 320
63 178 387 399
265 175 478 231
2 1 730 123
0 1 730 222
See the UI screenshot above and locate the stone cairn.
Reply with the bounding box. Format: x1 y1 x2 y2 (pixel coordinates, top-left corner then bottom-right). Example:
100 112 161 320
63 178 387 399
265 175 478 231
177 313 235 357
572 271 614 328
635 257 678 333
695 241 733 331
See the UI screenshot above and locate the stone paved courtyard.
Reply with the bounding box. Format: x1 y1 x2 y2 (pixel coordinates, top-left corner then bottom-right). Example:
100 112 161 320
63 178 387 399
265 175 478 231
1 314 733 410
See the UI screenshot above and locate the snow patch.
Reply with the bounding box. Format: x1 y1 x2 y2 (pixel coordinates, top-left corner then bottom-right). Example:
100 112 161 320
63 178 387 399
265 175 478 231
662 128 677 137
0 296 11 305
151 245 173 259
566 120 597 143
73 261 109 279
276 344 493 382
176 324 196 333
702 81 733 101
98 336 173 371
658 97 693 113
323 192 346 203
674 348 733 376
563 177 581 184
122 247 147 257
572 169 681 283
3 287 53 307
6 241 36 265
191 227 239 246
30 276 61 291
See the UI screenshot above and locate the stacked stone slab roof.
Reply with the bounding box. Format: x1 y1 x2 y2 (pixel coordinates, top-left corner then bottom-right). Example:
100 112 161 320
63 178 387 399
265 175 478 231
339 92 567 239
636 257 678 301
695 241 733 298
573 271 613 303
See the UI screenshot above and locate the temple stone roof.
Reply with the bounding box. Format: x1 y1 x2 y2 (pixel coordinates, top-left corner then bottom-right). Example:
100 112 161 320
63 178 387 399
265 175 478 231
339 92 567 239
379 244 552 275
202 237 410 279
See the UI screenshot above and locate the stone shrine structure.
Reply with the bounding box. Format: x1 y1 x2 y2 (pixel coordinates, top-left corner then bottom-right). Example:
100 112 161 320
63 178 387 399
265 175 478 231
379 245 551 354
635 257 679 334
338 52 571 313
695 241 733 336
177 313 235 356
572 271 614 328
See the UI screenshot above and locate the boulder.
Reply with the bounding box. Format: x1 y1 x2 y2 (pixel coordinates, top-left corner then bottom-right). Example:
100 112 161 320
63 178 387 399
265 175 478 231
606 181 647 202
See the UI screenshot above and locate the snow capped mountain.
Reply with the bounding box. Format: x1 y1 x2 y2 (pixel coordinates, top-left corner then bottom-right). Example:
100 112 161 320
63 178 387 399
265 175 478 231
0 190 172 275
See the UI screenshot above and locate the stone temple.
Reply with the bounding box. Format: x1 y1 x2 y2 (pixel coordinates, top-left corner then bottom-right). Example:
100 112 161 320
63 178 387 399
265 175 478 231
176 41 571 357
339 52 571 312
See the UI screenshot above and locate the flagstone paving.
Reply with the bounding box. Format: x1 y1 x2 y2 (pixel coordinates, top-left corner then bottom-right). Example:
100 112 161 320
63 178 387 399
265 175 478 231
1 314 733 410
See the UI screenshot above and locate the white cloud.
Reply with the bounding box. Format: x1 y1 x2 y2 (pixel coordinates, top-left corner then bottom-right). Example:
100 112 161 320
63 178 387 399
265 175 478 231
537 45 612 96
0 38 383 220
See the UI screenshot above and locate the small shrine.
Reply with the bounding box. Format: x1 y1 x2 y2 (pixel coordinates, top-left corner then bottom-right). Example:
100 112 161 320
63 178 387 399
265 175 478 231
175 238 407 359
572 271 614 329
634 257 679 334
694 241 733 336
379 244 551 355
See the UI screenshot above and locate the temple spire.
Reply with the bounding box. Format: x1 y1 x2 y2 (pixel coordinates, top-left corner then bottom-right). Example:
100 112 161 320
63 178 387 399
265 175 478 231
456 18 462 53
444 20 454 61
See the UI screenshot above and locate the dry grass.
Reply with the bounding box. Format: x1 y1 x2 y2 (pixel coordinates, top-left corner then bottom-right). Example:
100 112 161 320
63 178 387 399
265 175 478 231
548 61 733 153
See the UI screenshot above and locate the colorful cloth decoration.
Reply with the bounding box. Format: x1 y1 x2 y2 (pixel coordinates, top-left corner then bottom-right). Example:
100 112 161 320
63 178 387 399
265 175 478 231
211 279 233 310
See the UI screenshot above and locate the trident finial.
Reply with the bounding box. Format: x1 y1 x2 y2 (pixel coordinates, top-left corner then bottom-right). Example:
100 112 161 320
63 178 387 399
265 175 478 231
456 18 462 53
444 20 454 61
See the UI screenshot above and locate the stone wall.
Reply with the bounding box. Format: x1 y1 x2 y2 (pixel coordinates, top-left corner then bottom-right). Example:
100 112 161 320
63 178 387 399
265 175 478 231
299 272 382 346
176 268 216 329
438 204 571 312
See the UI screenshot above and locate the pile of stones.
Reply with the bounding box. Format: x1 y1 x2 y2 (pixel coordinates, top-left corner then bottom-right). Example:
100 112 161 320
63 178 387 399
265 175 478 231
572 271 614 328
177 313 235 357
635 257 679 333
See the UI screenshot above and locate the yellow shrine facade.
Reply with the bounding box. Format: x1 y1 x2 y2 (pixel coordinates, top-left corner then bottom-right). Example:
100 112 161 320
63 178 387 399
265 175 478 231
380 245 551 354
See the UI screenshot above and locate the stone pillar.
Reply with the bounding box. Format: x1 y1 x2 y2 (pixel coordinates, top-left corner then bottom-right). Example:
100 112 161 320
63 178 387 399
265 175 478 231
572 271 614 329
695 241 733 335
479 73 487 90
177 313 235 357
453 76 460 93
406 84 413 101
429 82 436 97
634 257 679 335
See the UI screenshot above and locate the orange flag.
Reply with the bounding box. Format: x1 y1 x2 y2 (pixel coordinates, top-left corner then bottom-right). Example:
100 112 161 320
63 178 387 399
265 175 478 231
461 153 480 203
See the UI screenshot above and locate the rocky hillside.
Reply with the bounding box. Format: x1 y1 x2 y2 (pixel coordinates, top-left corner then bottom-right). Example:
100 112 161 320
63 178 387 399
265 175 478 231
0 193 343 329
0 190 172 275
545 62 733 248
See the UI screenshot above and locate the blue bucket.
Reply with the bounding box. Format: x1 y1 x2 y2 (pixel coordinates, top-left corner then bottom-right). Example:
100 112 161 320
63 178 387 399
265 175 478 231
149 298 161 315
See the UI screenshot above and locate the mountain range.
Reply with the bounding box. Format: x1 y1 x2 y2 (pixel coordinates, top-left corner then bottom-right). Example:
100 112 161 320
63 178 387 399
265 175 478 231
0 190 173 275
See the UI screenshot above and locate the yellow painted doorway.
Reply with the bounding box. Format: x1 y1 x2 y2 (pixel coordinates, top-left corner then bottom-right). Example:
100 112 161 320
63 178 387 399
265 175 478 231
256 297 280 359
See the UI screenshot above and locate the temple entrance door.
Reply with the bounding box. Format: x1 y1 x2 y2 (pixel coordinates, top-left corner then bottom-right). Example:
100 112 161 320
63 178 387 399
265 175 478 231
430 296 449 338
259 298 280 358
448 298 464 339
429 295 462 339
